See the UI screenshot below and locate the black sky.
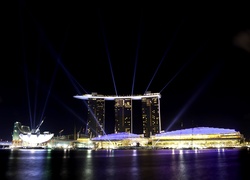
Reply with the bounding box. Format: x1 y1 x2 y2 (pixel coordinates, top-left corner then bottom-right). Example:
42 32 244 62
1 2 250 141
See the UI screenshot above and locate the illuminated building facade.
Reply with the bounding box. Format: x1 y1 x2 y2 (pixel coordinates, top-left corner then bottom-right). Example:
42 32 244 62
142 94 161 137
114 98 132 133
91 132 148 149
90 127 245 149
74 92 161 138
152 127 245 149
87 95 105 138
12 122 31 146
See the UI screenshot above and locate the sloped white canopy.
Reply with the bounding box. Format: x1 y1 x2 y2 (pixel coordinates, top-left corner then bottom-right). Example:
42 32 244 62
19 133 54 144
156 127 238 137
91 132 141 141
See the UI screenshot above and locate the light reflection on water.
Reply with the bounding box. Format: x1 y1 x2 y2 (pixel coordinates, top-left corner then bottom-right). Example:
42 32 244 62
0 148 249 180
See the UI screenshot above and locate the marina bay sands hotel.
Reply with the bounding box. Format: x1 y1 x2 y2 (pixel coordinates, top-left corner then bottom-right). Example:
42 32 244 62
74 91 161 138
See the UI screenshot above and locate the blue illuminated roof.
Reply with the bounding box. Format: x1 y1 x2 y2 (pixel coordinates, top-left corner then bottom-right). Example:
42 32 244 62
156 127 238 137
91 132 141 141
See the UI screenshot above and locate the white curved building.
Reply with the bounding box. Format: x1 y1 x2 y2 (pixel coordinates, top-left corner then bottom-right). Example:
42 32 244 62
19 132 54 145
12 121 54 148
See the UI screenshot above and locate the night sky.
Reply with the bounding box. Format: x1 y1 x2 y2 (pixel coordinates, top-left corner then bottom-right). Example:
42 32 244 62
1 2 250 141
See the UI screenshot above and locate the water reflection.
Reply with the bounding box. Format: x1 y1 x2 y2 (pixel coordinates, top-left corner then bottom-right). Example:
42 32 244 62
0 148 248 179
6 149 49 179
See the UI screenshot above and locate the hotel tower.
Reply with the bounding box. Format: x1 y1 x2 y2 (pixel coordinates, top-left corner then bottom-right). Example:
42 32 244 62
74 92 161 138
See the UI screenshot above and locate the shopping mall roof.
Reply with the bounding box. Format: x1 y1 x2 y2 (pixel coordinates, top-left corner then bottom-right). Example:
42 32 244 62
91 132 141 141
155 127 239 137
